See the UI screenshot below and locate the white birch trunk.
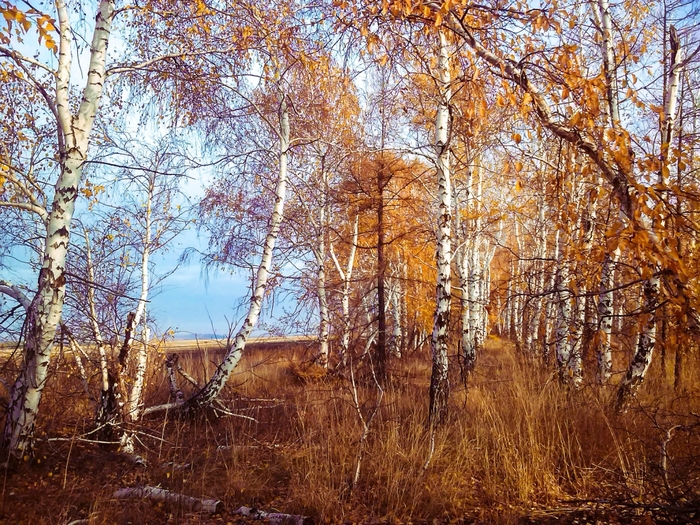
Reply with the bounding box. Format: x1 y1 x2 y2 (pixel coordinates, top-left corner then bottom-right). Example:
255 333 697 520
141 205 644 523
315 191 329 367
569 182 598 387
467 167 484 365
184 95 290 410
590 0 620 126
124 178 153 426
660 24 682 185
554 224 575 382
466 244 480 367
596 246 619 383
543 228 561 361
455 172 472 372
481 238 498 339
504 267 512 339
458 242 473 371
3 0 114 457
429 30 452 426
83 229 110 396
524 201 547 355
616 276 659 408
511 222 524 348
329 215 358 365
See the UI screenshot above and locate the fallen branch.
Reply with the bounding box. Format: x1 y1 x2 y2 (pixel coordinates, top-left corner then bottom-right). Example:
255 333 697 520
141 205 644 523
142 401 257 422
113 486 221 513
142 402 181 416
176 362 201 389
233 505 311 525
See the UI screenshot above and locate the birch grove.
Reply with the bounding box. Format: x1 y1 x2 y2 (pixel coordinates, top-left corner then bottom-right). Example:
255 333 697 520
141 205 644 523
1 0 699 489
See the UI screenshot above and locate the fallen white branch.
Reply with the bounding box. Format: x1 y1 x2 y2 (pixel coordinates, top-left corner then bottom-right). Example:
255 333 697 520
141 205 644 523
141 401 257 421
142 402 180 416
233 505 310 525
113 486 220 513
162 461 191 470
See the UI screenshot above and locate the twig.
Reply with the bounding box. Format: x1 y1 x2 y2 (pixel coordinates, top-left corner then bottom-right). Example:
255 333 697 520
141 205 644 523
661 424 681 490
46 437 120 445
348 352 384 489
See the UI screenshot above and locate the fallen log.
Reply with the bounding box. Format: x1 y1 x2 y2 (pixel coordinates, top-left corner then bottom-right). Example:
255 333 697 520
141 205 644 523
233 505 312 525
113 486 221 513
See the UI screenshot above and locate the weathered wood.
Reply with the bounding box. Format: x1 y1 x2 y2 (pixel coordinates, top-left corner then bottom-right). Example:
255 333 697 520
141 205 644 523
233 505 312 525
113 486 220 513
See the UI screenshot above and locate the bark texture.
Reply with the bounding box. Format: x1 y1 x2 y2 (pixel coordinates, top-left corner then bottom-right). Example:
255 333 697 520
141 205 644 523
3 0 114 458
429 30 452 427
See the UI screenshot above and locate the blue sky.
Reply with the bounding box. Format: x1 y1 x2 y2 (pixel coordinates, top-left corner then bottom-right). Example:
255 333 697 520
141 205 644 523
149 254 249 338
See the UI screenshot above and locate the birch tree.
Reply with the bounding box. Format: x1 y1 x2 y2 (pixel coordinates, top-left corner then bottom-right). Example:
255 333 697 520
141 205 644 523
0 0 115 458
187 88 291 410
428 29 452 426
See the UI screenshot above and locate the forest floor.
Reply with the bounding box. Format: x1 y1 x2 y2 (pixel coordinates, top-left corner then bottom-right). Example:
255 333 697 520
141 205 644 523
0 337 698 524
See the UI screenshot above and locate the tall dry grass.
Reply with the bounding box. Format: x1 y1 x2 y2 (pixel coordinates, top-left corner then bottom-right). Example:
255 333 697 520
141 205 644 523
1 336 698 523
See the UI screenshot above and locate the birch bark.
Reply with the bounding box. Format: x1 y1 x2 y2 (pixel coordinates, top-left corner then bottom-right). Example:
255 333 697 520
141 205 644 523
315 173 330 368
616 26 682 407
524 200 547 355
329 215 358 365
596 247 619 383
543 228 561 362
455 171 473 373
3 0 114 457
428 30 452 426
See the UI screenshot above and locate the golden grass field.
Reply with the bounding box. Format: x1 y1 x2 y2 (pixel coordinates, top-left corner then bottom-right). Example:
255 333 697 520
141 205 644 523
0 336 698 524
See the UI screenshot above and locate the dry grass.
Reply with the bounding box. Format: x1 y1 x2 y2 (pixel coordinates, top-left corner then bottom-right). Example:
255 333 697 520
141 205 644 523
0 337 698 524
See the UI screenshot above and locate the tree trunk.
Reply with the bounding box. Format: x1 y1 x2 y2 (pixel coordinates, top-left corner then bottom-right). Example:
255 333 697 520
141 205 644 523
543 228 561 362
616 276 659 409
524 200 547 355
184 95 290 410
429 30 452 427
596 247 619 383
376 159 388 383
3 0 114 458
315 189 330 368
329 215 358 366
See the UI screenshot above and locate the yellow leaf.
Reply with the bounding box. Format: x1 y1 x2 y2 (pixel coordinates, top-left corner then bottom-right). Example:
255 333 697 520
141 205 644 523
515 161 523 171
513 133 522 144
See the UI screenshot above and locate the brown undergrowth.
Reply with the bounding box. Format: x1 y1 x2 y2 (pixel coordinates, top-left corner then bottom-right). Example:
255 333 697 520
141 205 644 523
0 337 698 524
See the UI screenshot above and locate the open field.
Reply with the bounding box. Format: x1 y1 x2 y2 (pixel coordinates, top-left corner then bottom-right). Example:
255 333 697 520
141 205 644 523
164 335 320 355
0 337 699 524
